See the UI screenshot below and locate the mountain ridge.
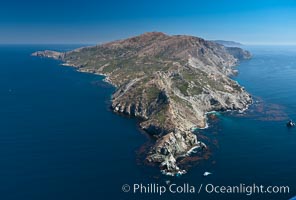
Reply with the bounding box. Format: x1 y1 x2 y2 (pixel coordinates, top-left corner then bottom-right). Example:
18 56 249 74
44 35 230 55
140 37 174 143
32 32 252 175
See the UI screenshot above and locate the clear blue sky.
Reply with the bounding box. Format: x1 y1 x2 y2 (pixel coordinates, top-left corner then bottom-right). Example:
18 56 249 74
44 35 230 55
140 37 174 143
1 0 296 44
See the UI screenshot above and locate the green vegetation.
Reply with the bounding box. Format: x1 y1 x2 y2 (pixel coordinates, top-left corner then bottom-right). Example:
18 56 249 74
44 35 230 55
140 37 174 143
34 32 252 163
170 94 193 109
171 75 189 96
182 70 197 81
176 82 189 96
188 86 203 95
146 86 161 102
154 106 167 125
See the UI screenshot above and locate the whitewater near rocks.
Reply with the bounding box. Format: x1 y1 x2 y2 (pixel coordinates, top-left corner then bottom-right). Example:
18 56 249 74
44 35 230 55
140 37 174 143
32 32 252 175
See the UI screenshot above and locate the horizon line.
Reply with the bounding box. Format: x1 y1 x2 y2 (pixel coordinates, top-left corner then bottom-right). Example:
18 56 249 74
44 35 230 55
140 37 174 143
1 42 296 46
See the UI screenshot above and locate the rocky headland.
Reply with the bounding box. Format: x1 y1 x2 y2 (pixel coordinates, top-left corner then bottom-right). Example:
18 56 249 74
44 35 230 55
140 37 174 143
211 40 243 47
32 32 252 175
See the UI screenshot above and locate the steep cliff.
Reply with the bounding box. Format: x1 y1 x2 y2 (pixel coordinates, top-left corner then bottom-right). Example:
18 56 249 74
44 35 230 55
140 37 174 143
32 32 252 175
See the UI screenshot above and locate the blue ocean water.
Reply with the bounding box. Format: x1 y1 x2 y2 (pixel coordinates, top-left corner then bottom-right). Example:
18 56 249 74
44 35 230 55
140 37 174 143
0 45 296 200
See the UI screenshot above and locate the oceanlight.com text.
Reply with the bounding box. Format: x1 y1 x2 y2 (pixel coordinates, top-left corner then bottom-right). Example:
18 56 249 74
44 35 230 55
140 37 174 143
122 183 290 196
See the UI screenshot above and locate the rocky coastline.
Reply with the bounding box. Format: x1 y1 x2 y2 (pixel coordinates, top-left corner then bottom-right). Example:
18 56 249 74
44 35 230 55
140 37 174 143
32 32 252 176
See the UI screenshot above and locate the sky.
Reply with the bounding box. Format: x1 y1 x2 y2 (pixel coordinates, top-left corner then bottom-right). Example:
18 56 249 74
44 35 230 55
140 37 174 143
1 0 296 45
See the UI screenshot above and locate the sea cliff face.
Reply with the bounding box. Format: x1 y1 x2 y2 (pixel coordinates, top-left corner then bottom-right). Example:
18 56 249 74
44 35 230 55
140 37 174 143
32 32 252 175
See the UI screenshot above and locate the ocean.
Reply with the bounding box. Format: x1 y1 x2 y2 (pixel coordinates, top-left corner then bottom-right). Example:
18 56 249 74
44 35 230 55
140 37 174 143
0 45 296 200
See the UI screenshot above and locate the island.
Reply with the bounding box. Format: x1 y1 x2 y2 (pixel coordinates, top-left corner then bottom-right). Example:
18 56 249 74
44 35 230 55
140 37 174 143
211 40 243 47
32 32 252 176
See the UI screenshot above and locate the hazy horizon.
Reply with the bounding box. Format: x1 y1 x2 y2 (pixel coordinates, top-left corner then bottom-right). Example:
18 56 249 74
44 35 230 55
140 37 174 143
1 40 296 46
1 0 296 45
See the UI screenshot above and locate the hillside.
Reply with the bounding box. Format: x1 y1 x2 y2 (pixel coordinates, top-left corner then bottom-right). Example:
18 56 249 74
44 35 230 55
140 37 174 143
32 32 252 175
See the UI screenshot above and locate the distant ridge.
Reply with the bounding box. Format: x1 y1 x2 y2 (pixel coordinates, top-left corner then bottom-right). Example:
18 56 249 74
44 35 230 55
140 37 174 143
212 40 243 47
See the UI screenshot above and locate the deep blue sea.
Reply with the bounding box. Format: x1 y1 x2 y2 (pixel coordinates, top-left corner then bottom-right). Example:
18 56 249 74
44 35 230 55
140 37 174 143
0 45 296 200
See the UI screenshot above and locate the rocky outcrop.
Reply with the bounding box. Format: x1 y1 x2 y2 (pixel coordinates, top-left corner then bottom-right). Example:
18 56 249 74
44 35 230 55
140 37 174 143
226 47 252 60
32 32 252 175
32 50 65 60
147 130 206 175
